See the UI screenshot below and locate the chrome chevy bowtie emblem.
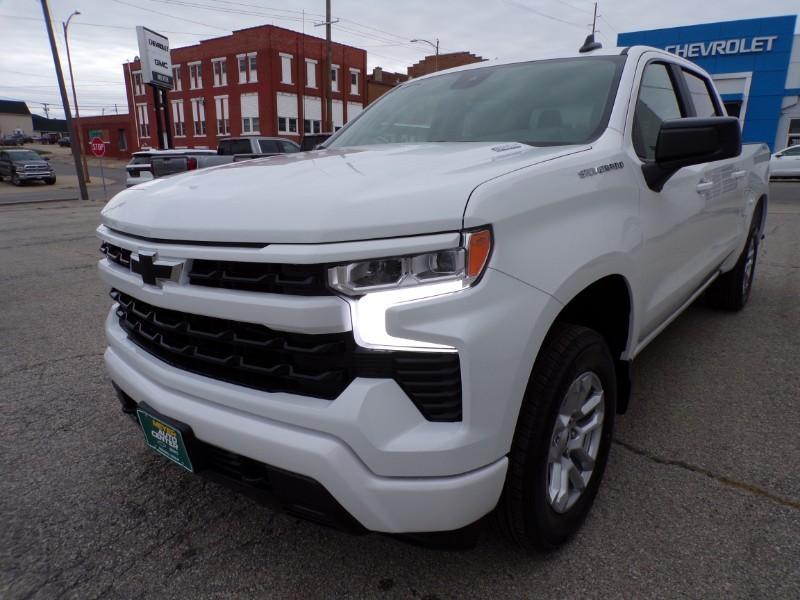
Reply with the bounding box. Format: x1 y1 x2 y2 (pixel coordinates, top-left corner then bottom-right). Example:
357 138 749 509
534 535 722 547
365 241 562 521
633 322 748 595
130 250 183 286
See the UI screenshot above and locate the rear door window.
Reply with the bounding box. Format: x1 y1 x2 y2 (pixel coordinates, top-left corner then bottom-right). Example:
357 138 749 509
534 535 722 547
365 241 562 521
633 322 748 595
259 140 280 153
219 140 252 155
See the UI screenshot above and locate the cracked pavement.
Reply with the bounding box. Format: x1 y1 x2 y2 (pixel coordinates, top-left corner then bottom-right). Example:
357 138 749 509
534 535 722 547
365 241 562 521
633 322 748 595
1 189 799 599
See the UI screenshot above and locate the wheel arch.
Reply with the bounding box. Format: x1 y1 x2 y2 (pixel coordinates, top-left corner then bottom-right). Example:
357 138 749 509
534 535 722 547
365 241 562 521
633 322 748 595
549 273 635 413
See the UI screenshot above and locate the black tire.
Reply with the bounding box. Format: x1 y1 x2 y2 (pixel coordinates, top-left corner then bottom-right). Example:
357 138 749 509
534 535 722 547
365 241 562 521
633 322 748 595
11 172 22 186
705 211 762 311
496 323 616 551
45 177 56 185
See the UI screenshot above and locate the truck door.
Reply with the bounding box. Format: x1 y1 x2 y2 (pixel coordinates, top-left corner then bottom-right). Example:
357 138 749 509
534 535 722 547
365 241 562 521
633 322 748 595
631 60 733 342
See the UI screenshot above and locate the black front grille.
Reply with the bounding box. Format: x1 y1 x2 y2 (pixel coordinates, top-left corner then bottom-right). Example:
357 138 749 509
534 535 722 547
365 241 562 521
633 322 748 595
112 290 462 421
100 242 131 268
189 259 330 296
101 242 330 296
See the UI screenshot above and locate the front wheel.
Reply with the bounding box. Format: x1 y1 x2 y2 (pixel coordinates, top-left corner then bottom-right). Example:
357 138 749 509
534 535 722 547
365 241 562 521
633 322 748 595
45 177 56 185
11 172 22 186
496 323 616 550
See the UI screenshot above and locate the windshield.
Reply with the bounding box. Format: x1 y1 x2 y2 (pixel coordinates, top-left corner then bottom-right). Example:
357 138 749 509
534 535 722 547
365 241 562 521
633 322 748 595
328 56 624 148
7 150 42 161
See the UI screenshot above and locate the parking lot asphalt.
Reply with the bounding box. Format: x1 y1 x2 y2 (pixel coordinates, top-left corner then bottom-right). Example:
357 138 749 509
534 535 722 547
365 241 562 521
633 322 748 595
1 187 799 599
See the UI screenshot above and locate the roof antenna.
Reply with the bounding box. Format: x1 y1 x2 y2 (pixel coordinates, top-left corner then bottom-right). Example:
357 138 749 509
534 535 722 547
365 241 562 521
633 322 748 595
579 3 602 53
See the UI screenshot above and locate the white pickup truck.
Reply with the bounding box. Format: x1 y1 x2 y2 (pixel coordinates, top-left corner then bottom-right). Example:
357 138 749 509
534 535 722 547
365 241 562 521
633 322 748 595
97 45 769 549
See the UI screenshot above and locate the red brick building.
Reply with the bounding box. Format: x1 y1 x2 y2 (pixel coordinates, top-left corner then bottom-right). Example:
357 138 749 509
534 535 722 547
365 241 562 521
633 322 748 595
366 67 408 104
74 114 132 159
124 25 367 152
407 51 485 79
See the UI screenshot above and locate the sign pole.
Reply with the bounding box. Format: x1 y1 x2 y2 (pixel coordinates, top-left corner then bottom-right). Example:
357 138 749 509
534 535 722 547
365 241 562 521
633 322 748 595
89 136 108 200
99 152 107 201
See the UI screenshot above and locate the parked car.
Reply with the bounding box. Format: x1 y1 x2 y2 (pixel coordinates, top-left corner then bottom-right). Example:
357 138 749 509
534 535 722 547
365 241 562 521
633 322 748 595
300 133 332 151
39 133 61 144
1 134 21 146
125 149 219 187
148 137 301 179
58 137 71 147
97 45 769 549
769 144 800 179
0 148 56 185
217 136 300 156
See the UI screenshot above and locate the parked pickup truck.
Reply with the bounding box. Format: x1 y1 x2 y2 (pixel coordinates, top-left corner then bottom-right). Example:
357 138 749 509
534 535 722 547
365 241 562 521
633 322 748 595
0 148 56 185
140 137 302 183
97 45 769 549
125 149 218 187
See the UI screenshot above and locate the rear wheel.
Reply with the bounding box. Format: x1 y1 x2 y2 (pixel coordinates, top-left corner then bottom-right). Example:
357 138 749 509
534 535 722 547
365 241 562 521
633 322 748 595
496 323 616 550
705 212 761 311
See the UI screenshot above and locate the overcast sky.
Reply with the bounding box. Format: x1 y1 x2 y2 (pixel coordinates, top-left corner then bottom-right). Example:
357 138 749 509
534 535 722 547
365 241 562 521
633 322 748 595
1 0 797 119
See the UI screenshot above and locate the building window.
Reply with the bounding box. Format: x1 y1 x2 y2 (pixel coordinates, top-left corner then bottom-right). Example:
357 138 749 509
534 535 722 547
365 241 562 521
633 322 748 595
278 117 297 133
277 92 298 134
240 92 259 134
786 119 800 147
133 71 144 96
215 96 230 135
238 52 257 84
350 69 359 95
280 53 293 84
306 59 317 88
212 58 227 87
117 129 127 151
171 100 186 137
191 98 206 136
303 119 321 134
136 103 149 137
172 65 181 92
331 65 339 92
188 62 203 90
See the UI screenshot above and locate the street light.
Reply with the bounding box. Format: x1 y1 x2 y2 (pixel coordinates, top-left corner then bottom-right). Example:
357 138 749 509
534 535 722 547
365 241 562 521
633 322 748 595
63 10 90 183
410 38 440 73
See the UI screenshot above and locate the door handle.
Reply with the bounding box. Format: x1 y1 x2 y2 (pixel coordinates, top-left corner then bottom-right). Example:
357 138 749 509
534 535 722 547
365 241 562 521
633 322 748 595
731 170 747 179
696 180 714 193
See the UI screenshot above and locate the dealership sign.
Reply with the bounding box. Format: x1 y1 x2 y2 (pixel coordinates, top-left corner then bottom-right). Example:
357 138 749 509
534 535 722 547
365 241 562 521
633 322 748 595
136 26 173 89
665 36 777 58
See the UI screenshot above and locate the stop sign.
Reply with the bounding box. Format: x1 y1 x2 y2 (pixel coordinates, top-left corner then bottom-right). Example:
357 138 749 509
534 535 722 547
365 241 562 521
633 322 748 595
90 137 106 157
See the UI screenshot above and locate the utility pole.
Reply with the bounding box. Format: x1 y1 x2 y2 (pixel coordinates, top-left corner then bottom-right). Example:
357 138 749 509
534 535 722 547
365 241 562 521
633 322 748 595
314 2 338 132
63 10 91 183
325 0 333 132
40 0 88 200
592 2 598 36
42 102 50 118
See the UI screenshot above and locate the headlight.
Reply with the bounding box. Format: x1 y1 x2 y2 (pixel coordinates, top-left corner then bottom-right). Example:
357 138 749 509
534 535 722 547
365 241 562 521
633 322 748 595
328 228 492 296
330 228 492 351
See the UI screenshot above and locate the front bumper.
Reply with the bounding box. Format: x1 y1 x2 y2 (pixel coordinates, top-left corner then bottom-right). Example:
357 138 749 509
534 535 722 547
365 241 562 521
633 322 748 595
107 334 507 533
99 230 563 533
18 171 54 180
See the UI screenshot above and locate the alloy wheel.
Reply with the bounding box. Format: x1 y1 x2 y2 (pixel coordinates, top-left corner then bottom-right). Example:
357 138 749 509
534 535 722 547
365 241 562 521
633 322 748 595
546 371 605 513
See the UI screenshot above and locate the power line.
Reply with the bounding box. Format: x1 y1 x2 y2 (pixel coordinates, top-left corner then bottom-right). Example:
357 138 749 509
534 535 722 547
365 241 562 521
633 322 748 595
503 0 586 29
0 13 213 36
108 0 229 31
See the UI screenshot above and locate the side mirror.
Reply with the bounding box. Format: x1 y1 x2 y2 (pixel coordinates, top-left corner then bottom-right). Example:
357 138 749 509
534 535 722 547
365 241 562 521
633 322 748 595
642 117 741 192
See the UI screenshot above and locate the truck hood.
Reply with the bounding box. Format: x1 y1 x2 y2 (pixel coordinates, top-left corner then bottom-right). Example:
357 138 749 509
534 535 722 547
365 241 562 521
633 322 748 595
101 142 587 244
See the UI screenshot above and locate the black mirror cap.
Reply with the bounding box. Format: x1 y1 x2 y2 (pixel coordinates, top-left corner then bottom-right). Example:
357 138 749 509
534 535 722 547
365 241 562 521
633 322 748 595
642 117 742 192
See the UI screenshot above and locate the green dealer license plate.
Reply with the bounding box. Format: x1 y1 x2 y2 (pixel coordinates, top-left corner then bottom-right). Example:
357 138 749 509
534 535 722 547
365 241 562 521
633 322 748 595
137 409 194 472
